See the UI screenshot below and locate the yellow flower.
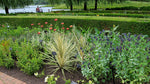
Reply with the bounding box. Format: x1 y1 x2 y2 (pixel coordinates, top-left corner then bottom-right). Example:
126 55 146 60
34 72 38 76
55 77 58 81
89 80 93 84
113 24 116 28
81 80 84 82
97 14 99 16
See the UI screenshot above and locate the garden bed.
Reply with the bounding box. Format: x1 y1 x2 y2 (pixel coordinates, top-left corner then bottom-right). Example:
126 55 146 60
0 19 150 84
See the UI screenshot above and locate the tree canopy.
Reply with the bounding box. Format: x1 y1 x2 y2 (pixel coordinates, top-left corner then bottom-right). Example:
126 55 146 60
0 0 33 14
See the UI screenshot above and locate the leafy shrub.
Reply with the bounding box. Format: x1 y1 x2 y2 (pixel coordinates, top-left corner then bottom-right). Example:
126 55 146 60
16 41 43 75
0 39 15 69
81 27 150 83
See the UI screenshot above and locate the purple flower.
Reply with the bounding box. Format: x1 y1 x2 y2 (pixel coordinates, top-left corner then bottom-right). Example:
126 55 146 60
119 35 122 39
122 33 127 38
127 38 131 41
137 35 141 40
128 33 131 37
99 31 102 35
102 29 105 32
135 42 139 45
39 40 43 43
52 51 57 56
82 62 85 64
9 47 12 51
106 37 109 41
77 64 81 68
147 56 149 60
134 34 137 37
116 47 119 51
88 63 90 66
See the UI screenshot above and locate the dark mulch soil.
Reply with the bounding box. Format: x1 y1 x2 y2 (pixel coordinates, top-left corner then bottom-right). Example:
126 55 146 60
0 65 85 84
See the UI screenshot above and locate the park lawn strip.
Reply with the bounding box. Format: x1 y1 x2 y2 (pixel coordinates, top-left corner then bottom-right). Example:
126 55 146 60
0 16 150 22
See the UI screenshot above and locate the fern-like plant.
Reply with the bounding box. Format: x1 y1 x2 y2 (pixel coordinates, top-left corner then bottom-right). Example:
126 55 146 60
43 32 78 79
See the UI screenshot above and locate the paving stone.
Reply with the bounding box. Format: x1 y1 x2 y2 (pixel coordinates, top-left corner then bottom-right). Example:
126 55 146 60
0 72 26 84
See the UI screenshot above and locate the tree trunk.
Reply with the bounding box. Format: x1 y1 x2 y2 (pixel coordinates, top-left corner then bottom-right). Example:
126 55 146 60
70 3 73 11
5 6 9 14
69 0 73 11
94 0 98 10
84 1 87 10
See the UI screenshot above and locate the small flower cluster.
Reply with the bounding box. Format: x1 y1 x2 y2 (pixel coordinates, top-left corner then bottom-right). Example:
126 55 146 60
32 18 73 35
44 74 59 84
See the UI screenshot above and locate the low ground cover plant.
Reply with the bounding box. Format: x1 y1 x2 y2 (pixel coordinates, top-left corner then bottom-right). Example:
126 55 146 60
0 19 150 84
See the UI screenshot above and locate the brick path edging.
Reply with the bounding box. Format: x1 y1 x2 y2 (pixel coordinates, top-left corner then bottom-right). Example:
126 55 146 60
0 72 26 84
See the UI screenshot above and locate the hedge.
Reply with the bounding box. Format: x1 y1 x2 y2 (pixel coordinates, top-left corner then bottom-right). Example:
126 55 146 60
0 16 150 37
22 13 150 18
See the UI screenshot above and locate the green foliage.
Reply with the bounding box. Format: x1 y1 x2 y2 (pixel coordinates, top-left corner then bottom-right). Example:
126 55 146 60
16 41 43 75
34 69 45 78
64 79 71 84
81 26 150 83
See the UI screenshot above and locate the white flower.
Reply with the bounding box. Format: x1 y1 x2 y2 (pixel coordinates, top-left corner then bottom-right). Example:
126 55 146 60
34 72 38 76
44 76 49 82
55 77 58 81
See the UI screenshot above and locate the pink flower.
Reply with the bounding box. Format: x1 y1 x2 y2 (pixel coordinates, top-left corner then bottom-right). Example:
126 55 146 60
50 24 53 26
61 22 64 25
53 29 56 31
31 24 34 26
66 28 69 30
62 27 65 29
69 25 73 28
41 25 43 28
38 32 41 35
38 23 40 25
54 18 58 21
49 27 53 30
45 22 48 24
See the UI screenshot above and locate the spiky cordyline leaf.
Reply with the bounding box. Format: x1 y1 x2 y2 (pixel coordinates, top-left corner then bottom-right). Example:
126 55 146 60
43 32 79 79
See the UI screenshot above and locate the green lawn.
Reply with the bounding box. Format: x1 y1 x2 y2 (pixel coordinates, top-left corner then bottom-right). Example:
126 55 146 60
1 16 150 22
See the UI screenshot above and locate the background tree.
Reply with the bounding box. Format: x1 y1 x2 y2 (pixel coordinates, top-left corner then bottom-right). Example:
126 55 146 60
94 0 128 10
48 0 78 11
33 0 49 5
64 0 74 11
0 0 33 14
